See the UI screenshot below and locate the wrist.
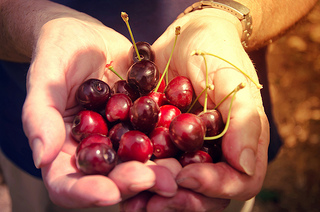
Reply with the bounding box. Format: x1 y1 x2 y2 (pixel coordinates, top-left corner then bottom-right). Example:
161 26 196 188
177 0 252 49
175 8 243 46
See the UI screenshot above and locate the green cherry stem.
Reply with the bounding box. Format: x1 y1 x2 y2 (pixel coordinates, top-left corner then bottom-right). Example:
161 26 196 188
121 12 141 61
106 62 124 80
204 82 246 140
154 26 181 92
186 84 214 114
198 53 209 113
191 50 263 89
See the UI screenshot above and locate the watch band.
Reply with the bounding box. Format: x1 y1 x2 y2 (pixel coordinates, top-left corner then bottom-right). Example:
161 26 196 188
177 0 252 48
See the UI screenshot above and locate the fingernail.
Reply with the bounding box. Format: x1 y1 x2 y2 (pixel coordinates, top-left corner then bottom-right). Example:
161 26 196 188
176 177 201 190
31 138 44 168
239 148 256 176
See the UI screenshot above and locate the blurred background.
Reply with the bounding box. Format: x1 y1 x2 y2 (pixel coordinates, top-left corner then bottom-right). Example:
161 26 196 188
1 1 320 211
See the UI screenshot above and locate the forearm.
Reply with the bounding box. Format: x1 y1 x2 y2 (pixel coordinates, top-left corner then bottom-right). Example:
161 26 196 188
238 0 318 50
0 0 101 62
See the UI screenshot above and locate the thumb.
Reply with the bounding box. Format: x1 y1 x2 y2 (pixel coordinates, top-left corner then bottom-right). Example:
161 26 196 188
22 58 69 168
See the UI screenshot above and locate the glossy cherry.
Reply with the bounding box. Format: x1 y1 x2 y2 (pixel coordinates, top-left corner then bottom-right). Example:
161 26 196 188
179 150 213 167
76 78 111 111
165 76 193 111
76 143 117 175
117 130 153 163
149 127 179 159
198 110 224 137
130 96 160 134
169 113 206 152
71 110 108 142
157 105 181 128
107 122 133 151
112 80 140 102
105 93 133 123
130 41 155 63
126 60 159 95
76 134 112 156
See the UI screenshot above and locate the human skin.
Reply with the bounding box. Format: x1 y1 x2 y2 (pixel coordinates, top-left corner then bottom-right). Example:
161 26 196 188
0 0 318 210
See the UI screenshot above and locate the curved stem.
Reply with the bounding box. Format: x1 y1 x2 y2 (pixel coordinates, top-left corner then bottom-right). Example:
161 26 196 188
204 82 246 140
191 50 263 89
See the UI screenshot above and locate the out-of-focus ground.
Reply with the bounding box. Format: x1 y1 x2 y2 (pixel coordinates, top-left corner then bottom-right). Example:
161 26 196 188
253 1 320 212
1 2 320 212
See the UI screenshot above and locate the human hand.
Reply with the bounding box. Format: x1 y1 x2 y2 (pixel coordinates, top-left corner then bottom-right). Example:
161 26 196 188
144 9 269 210
21 17 178 208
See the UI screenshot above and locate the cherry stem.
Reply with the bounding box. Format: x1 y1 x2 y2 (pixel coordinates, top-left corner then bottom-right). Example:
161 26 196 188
204 82 246 140
121 12 141 61
198 53 209 113
186 84 213 113
191 50 263 89
106 62 124 80
154 26 181 92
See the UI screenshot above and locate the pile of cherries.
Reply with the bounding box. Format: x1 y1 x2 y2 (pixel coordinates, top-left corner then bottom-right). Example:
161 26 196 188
72 40 225 176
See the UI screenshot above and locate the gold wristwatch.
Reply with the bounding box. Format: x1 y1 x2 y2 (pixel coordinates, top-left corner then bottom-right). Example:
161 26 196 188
177 0 252 48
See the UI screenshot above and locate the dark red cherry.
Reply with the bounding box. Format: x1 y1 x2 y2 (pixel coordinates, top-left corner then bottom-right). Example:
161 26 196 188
130 96 160 134
165 76 193 111
76 134 112 156
112 80 140 102
71 110 108 142
117 130 153 163
202 141 223 163
126 60 159 95
179 150 213 167
198 110 224 137
76 79 111 111
105 93 133 123
169 113 206 152
108 122 133 151
130 41 155 63
157 105 181 128
76 143 117 175
149 127 179 159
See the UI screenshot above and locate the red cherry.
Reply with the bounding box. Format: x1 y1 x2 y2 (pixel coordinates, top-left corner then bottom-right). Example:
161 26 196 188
169 113 206 152
105 93 133 123
76 134 112 156
71 110 108 142
179 150 213 167
130 96 160 134
112 80 140 102
130 41 155 63
126 60 159 95
198 110 224 137
149 127 180 159
76 78 111 111
117 130 153 163
147 91 166 107
165 76 193 111
107 122 133 151
157 105 181 128
76 143 117 175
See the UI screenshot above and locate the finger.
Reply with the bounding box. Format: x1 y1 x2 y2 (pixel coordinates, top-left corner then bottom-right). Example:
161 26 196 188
147 164 178 197
146 188 230 212
120 191 153 212
41 150 121 208
153 158 182 178
176 112 270 201
108 161 156 199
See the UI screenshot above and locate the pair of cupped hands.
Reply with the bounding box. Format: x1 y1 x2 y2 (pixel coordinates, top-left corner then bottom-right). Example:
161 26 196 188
22 9 269 212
